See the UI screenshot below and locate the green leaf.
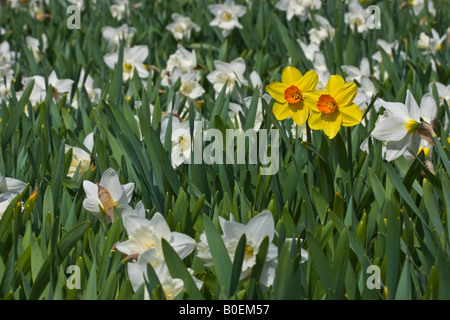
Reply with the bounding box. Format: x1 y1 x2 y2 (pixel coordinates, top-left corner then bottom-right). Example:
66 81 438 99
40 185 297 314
202 214 232 298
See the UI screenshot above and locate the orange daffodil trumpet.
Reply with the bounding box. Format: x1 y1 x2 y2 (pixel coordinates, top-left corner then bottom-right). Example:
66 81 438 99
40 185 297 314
266 66 319 126
266 67 362 139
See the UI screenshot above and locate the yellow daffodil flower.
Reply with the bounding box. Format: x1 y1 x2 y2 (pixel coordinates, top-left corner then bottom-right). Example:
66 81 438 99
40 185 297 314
266 66 319 126
307 75 362 139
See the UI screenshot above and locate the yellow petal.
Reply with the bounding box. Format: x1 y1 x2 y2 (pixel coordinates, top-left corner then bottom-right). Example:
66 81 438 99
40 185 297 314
303 90 322 112
266 81 288 103
322 112 342 139
334 82 358 107
282 66 302 87
289 101 309 126
307 111 323 130
325 75 346 95
272 101 291 120
298 70 319 93
340 103 362 127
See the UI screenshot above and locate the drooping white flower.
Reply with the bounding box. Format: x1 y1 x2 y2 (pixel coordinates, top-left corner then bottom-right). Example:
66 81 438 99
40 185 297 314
242 94 271 131
104 45 149 81
161 45 197 86
127 252 202 300
308 15 335 45
418 29 447 54
197 211 279 287
207 57 247 99
110 0 129 20
371 39 406 63
297 39 320 62
101 24 136 50
208 0 247 37
341 57 371 84
115 211 196 264
166 13 201 42
82 167 135 223
71 69 102 109
276 0 321 21
0 41 18 78
65 133 94 181
0 174 27 219
408 0 436 16
312 52 330 91
26 34 48 62
370 90 428 161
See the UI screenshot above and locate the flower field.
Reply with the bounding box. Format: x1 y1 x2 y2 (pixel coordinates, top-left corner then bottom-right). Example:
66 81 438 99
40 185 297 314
0 0 449 301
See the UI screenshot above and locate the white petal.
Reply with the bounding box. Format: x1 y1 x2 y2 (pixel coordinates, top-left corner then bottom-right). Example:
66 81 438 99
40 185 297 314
99 168 123 201
420 93 437 123
83 180 98 198
169 232 196 259
370 116 409 142
83 197 102 213
384 135 411 161
150 212 172 239
246 211 275 243
2 177 26 194
405 90 421 121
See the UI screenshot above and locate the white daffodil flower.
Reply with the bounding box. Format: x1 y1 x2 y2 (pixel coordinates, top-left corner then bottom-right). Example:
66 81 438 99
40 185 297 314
0 174 27 219
101 24 136 50
115 211 196 264
166 13 200 42
370 90 431 161
26 34 48 62
178 70 205 101
208 0 247 37
0 41 18 78
409 0 436 16
160 115 194 168
297 39 320 62
308 15 335 45
207 57 247 99
82 167 134 223
197 211 278 288
418 28 447 54
168 70 205 114
161 45 197 86
110 0 129 20
428 81 449 130
341 57 371 84
242 94 271 131
65 132 94 181
371 39 406 63
21 71 74 106
71 69 102 109
344 1 369 34
276 0 321 21
313 52 330 91
104 45 149 81
127 253 202 300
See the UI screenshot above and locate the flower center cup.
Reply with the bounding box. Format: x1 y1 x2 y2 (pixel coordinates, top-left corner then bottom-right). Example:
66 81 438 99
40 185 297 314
284 85 302 104
123 62 133 73
317 94 338 114
222 11 233 22
405 119 421 133
245 244 254 259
